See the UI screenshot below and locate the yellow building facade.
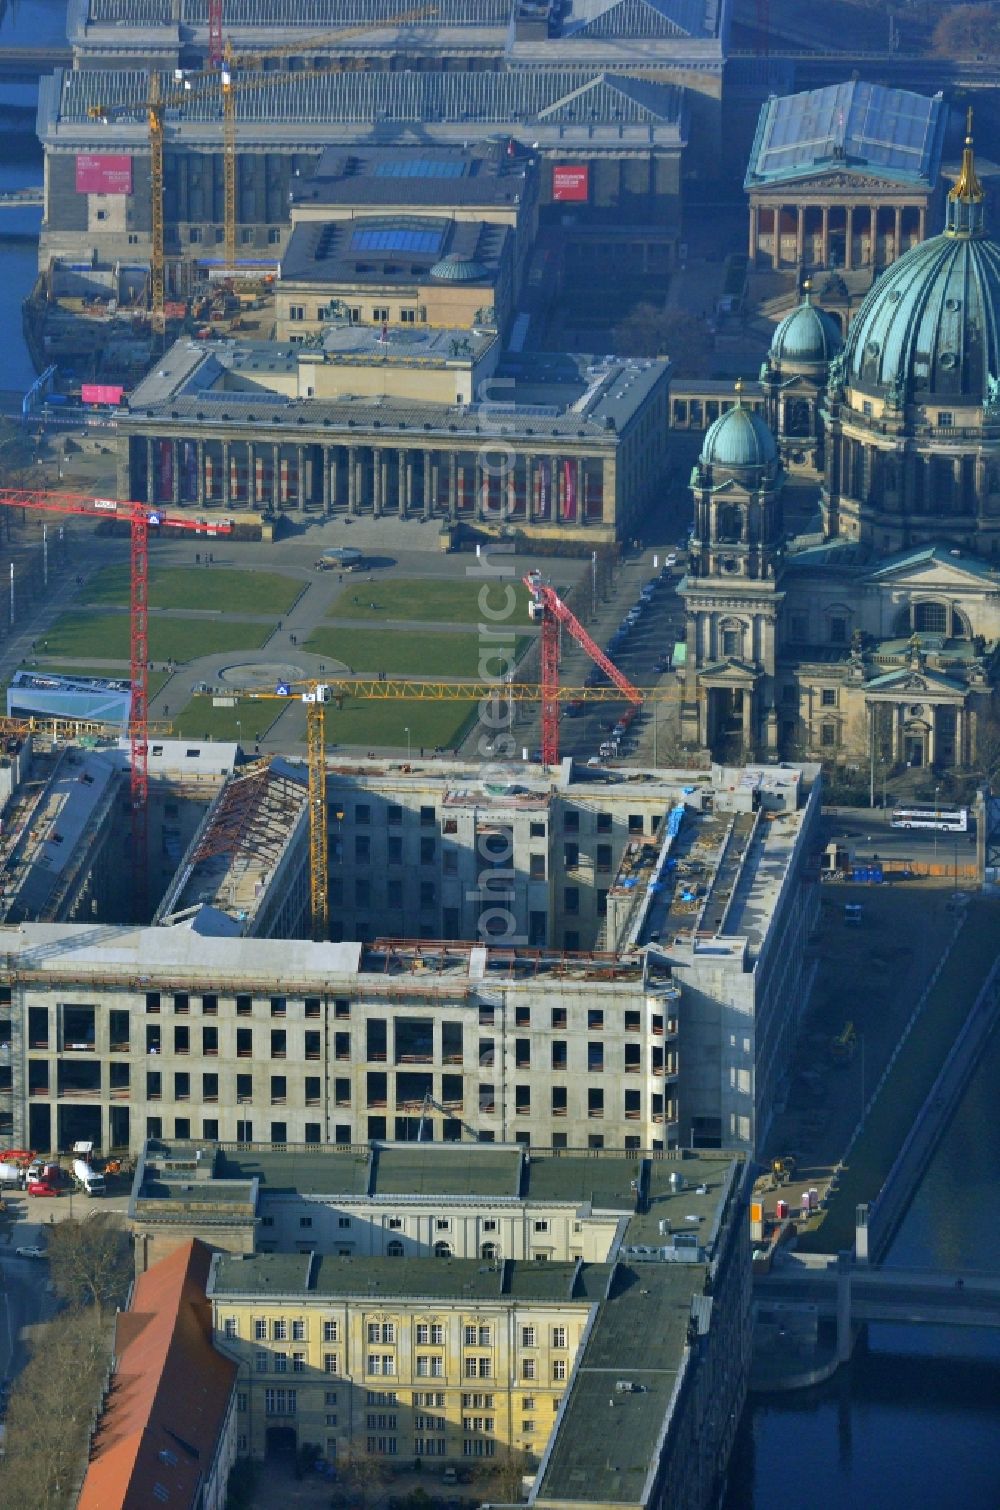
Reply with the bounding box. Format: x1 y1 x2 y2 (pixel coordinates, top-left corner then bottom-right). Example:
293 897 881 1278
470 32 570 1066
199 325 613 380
209 1254 599 1466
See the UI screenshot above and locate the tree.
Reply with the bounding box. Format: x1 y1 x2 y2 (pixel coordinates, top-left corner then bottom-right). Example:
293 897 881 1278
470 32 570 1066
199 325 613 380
46 1214 132 1314
931 3 1000 56
339 1445 391 1510
474 1446 534 1505
611 304 706 375
0 1305 113 1507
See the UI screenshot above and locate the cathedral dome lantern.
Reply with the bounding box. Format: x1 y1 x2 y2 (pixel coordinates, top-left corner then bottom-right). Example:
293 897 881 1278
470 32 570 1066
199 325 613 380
839 114 1000 408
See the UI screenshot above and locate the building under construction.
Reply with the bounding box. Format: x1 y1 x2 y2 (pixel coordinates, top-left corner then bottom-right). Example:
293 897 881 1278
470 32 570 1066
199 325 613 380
0 753 820 1161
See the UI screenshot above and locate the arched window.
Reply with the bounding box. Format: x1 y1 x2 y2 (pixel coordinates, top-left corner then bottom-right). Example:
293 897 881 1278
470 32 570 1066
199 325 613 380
481 1242 498 1262
914 601 948 635
433 1241 452 1259
386 1239 404 1258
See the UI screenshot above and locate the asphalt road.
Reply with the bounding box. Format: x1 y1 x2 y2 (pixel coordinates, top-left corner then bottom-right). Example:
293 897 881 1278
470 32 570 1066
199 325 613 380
820 807 978 864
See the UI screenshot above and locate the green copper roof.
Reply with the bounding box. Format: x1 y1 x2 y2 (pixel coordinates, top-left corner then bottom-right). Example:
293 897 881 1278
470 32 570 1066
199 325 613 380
770 289 842 366
700 399 777 470
841 227 1000 403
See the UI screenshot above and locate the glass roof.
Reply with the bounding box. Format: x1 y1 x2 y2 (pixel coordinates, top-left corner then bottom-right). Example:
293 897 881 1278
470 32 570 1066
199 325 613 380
351 225 445 254
748 82 945 188
372 159 467 179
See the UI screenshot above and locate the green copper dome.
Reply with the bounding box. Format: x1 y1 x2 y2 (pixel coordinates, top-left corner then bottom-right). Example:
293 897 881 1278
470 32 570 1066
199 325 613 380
701 392 778 470
430 253 489 282
771 287 842 367
841 124 1000 405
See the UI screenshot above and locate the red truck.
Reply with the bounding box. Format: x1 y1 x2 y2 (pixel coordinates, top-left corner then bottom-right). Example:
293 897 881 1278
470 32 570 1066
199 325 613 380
27 1163 63 1197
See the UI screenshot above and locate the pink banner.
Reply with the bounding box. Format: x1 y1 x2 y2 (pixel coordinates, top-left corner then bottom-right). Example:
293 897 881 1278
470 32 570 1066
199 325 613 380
75 154 133 195
81 383 124 406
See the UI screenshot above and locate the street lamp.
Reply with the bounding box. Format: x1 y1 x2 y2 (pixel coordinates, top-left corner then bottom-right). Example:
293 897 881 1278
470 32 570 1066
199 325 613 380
404 726 411 762
934 782 941 861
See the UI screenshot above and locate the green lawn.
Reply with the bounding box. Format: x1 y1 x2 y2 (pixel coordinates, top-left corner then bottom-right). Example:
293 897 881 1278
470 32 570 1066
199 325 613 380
305 627 531 678
330 577 536 626
799 898 1000 1254
80 564 300 615
39 612 274 664
323 697 477 752
173 697 287 743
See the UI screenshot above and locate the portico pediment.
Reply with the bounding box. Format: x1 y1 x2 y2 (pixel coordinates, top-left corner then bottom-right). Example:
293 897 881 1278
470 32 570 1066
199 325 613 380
868 548 998 595
699 657 759 684
752 171 920 197
864 665 967 698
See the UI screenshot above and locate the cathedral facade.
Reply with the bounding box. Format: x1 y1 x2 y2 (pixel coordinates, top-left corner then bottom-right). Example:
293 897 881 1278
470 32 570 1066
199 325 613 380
680 127 1000 776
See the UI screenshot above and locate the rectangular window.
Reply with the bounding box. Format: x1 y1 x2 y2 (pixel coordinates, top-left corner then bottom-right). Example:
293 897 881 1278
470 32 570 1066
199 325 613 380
324 1354 340 1375
553 1359 567 1381
224 1318 238 1339
273 1320 287 1342
323 1321 340 1343
255 1319 267 1340
264 1389 297 1416
821 687 837 707
256 1351 269 1373
521 1326 536 1347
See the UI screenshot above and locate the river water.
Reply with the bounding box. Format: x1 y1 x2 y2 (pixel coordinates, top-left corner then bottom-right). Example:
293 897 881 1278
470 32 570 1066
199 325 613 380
3 2 1000 1500
726 1022 1000 1509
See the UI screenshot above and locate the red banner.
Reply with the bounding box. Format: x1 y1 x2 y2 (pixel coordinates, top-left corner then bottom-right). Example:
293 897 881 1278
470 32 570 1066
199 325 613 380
552 165 589 203
562 459 577 520
75 154 133 195
81 383 124 406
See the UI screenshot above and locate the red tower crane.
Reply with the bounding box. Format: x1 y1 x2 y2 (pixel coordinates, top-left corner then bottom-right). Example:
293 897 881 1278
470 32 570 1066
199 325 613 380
0 487 231 913
523 575 642 766
208 0 224 68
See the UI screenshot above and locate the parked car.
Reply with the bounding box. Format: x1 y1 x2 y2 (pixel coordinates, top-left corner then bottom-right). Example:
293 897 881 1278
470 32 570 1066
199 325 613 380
26 1182 61 1197
665 552 678 567
15 1245 45 1260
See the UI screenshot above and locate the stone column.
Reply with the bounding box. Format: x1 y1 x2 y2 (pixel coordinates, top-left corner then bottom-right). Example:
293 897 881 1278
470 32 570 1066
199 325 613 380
844 206 853 271
770 205 779 269
869 205 877 266
424 449 434 519
329 448 339 512
271 443 280 510
475 456 486 520
918 204 926 242
526 456 535 518
296 444 306 509
145 437 155 502
796 204 805 266
322 446 331 513
196 441 205 505
254 448 264 507
347 447 357 514
955 707 964 766
171 441 181 506
749 202 759 262
821 205 830 267
449 453 458 520
555 456 564 522
893 205 902 263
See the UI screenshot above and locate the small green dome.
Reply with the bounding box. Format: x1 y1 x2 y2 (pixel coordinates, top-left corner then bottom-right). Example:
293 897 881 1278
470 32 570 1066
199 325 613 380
430 253 489 282
701 395 777 470
771 289 841 367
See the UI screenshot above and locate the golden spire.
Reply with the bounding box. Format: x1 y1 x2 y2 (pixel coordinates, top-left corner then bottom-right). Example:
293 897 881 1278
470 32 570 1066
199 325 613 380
803 278 812 304
734 377 744 405
950 107 984 205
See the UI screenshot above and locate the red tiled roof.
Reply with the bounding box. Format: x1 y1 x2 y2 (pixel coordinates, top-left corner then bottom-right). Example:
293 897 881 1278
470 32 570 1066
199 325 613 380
77 1239 236 1510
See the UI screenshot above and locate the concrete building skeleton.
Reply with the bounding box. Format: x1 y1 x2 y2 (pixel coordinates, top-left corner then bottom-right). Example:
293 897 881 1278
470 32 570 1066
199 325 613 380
0 757 820 1160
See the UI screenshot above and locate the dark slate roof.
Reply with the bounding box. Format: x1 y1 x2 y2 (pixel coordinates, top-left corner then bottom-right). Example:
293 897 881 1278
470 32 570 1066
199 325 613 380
746 82 947 190
292 143 531 211
567 0 719 40
280 216 506 286
58 67 684 128
88 0 510 24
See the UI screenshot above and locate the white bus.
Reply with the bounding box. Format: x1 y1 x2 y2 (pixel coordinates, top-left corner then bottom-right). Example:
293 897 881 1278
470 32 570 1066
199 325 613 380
890 804 969 832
